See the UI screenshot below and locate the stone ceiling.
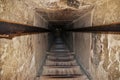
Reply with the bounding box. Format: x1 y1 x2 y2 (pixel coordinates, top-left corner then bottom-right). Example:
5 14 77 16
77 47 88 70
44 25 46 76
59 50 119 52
24 0 92 9
25 0 94 23
0 0 94 24
35 5 93 22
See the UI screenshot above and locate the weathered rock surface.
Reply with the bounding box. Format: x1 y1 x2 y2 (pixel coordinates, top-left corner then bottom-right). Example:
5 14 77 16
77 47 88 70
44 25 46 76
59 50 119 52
0 0 120 80
83 0 120 80
0 0 47 80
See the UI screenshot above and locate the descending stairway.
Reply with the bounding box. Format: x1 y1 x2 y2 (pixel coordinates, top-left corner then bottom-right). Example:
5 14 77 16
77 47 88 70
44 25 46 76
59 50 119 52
39 37 89 80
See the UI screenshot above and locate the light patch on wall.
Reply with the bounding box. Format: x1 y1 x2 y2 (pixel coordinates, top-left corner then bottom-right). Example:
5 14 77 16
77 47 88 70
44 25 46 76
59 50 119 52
30 55 35 69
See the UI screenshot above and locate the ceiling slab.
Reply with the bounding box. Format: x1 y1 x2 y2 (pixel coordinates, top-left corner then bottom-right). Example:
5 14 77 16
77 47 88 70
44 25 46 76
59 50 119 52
35 5 94 22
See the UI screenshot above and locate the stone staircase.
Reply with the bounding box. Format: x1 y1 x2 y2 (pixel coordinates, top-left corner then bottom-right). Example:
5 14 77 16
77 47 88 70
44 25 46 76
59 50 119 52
39 38 89 80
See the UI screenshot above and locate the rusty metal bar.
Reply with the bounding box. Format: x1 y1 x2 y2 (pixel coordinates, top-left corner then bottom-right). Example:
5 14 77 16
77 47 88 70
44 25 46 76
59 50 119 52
65 23 120 34
0 21 50 38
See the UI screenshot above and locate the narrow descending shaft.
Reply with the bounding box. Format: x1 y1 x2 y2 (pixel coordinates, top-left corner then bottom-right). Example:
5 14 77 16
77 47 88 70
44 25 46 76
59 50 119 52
39 37 89 80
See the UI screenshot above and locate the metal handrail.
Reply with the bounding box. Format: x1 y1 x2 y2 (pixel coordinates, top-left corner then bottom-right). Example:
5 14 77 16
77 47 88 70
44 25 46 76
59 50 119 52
36 54 47 77
75 54 93 80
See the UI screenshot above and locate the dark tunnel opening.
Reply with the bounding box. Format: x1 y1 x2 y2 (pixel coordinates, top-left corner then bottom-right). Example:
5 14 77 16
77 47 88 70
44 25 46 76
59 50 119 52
47 21 74 52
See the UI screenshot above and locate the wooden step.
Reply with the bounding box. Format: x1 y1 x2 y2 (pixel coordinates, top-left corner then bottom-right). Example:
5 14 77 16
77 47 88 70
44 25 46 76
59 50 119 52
51 46 68 50
53 47 67 50
53 44 66 48
45 64 78 66
47 53 75 57
50 50 70 52
42 74 82 78
46 58 75 62
40 75 88 80
42 66 82 75
46 58 75 61
44 65 79 68
47 56 74 59
45 60 77 66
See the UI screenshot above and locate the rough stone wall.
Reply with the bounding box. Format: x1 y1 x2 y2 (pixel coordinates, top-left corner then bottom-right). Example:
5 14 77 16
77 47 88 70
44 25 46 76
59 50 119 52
72 0 120 80
34 12 48 76
73 12 92 70
82 0 120 80
0 0 47 80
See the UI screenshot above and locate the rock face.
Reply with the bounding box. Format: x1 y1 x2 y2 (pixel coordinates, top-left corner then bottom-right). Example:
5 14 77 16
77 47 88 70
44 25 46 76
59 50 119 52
0 0 120 80
74 0 120 80
0 0 48 80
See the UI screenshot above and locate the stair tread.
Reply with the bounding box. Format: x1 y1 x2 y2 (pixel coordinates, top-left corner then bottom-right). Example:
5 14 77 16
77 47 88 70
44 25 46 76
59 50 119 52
43 66 81 75
47 54 74 55
45 60 77 64
53 45 66 48
47 54 75 57
43 66 80 69
47 56 74 60
40 75 88 80
45 63 78 66
42 74 82 78
47 55 74 57
45 64 78 66
50 48 70 51
52 46 66 48
44 65 79 68
47 58 75 62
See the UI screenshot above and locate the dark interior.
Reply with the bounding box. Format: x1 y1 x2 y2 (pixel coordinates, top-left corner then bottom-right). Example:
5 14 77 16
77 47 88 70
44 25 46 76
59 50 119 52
47 21 74 52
